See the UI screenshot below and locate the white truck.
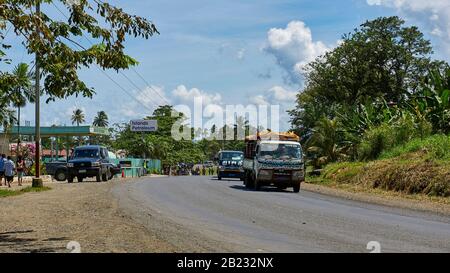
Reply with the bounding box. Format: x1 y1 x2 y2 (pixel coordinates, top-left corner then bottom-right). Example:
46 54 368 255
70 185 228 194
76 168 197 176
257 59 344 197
243 131 305 193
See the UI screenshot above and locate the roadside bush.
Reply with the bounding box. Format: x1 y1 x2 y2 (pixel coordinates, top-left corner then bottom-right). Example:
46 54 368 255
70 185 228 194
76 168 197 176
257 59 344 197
357 124 394 161
357 115 432 161
380 134 450 160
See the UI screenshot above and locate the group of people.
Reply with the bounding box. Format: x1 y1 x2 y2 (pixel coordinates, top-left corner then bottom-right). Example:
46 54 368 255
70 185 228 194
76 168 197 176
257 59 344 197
0 154 26 187
192 166 215 176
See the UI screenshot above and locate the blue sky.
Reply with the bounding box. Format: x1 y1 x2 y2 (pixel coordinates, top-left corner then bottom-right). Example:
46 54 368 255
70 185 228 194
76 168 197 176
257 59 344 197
2 0 449 131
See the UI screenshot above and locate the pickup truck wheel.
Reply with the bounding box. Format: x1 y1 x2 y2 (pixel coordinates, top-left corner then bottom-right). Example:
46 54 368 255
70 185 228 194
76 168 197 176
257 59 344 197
102 169 109 182
293 182 301 193
254 179 261 191
96 170 102 182
55 169 67 182
77 176 83 183
67 175 74 183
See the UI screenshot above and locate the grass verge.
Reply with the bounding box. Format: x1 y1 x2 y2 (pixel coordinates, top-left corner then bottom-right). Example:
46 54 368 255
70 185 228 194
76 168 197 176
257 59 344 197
0 186 51 198
307 137 450 204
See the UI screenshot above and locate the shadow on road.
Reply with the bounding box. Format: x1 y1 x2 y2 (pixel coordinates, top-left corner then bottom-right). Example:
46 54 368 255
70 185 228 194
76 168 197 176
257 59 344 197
0 230 69 253
229 184 292 193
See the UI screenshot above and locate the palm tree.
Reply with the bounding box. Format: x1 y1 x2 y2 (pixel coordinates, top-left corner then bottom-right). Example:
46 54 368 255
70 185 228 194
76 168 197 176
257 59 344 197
1 108 17 134
305 117 349 168
71 109 85 145
92 111 109 127
11 63 34 151
71 109 85 126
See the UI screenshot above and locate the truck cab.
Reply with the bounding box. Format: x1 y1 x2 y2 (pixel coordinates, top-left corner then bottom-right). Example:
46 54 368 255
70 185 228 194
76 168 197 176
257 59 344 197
243 132 305 192
67 145 112 183
216 150 244 180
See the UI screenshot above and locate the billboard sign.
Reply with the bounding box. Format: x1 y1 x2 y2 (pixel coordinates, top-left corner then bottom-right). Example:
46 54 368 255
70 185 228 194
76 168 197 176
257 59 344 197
130 120 158 132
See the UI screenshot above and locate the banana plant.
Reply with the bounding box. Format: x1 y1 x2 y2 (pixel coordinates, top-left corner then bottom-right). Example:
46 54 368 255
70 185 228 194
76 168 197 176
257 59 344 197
410 67 450 133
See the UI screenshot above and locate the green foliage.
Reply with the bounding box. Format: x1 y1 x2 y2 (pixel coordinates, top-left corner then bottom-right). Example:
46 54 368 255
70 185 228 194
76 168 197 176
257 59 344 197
380 134 450 161
305 117 349 168
71 108 85 126
409 66 450 133
0 0 158 102
357 113 432 161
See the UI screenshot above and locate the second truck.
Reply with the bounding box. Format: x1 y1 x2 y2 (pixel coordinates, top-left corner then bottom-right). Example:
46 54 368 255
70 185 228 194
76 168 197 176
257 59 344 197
243 131 305 192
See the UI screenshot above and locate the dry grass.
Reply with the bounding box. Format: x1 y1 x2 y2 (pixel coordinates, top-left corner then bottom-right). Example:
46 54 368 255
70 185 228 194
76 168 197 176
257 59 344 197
310 150 450 199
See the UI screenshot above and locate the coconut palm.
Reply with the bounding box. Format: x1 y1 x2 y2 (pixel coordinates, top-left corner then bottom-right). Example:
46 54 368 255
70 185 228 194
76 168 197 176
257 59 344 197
71 109 85 145
71 109 85 126
92 111 109 127
11 63 34 150
305 117 350 168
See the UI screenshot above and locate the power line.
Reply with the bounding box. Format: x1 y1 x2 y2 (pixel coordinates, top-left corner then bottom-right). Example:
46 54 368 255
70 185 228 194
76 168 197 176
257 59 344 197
130 66 170 105
50 2 158 112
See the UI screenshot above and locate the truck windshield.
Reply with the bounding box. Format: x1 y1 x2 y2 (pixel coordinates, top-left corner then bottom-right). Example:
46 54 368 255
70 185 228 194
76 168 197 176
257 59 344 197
259 144 302 160
73 149 99 158
219 152 243 166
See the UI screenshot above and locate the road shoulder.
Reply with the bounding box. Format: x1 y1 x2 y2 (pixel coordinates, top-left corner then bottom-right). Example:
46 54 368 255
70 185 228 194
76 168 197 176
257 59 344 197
302 182 450 216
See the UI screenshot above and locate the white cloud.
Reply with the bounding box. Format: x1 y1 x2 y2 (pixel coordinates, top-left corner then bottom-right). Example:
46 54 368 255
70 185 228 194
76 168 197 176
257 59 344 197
249 95 270 106
366 0 450 57
172 85 222 106
250 86 297 106
236 48 246 60
264 21 331 84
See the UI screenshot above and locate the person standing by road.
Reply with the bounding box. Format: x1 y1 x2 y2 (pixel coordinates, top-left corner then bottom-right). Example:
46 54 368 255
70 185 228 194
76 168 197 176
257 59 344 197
0 154 6 186
16 155 25 187
4 156 15 188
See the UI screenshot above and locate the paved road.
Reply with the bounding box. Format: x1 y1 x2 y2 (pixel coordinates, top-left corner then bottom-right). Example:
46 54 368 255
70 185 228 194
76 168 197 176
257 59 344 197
117 176 450 253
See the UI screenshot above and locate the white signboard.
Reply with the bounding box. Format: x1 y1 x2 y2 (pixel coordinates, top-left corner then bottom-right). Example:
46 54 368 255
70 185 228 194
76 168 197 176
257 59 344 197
130 120 158 132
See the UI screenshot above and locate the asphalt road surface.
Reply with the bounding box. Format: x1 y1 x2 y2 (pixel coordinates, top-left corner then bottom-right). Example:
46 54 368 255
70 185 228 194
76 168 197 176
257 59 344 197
117 176 450 253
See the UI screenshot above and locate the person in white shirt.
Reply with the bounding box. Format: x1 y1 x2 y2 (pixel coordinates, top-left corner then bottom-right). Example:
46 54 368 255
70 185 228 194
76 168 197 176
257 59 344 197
4 156 15 188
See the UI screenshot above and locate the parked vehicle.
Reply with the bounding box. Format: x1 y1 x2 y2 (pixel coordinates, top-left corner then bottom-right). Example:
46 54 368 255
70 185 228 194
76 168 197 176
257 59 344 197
67 145 113 183
243 131 305 192
216 151 244 180
45 160 68 181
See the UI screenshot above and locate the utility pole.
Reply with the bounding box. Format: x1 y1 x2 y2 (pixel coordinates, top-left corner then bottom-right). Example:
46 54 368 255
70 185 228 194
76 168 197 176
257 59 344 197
32 1 43 187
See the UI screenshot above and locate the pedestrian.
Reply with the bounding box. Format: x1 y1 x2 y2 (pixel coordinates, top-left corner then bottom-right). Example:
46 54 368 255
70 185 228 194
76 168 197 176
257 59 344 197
4 156 15 188
0 154 6 186
16 155 26 186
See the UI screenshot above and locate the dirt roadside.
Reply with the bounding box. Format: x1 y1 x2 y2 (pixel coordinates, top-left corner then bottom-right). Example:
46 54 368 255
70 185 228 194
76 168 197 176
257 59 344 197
0 180 176 253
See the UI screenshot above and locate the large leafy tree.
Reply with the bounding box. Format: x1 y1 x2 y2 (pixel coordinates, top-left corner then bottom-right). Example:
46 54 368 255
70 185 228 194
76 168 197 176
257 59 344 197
301 16 437 107
0 0 158 102
290 16 447 142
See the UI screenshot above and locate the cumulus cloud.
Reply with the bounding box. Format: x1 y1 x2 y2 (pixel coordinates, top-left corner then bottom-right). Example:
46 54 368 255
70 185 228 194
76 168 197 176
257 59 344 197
264 21 331 84
250 86 297 106
366 0 450 57
172 85 222 106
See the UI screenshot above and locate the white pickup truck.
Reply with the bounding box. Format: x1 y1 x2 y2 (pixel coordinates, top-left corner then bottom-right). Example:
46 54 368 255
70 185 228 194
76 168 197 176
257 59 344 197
243 132 305 193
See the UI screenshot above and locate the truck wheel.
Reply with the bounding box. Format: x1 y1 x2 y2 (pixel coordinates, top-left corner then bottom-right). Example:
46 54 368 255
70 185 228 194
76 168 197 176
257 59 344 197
218 176 222 180
55 169 67 182
77 176 83 183
67 175 74 183
102 169 109 182
293 182 301 193
96 170 102 182
254 179 261 191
